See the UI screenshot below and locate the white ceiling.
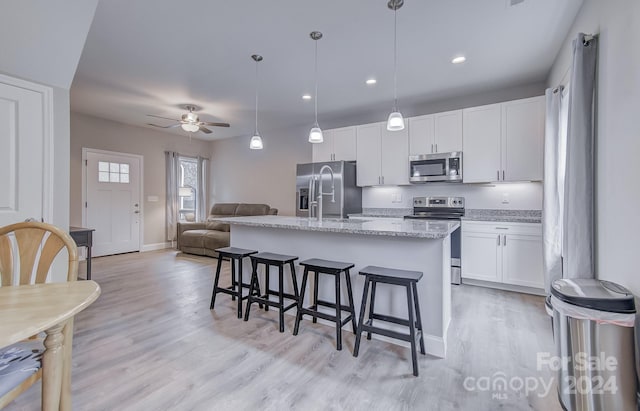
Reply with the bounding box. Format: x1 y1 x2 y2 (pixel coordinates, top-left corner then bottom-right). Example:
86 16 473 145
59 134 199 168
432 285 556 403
71 0 583 140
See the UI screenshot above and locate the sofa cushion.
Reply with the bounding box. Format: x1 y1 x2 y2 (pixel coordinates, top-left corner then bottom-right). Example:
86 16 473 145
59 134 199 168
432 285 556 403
210 203 238 216
180 230 209 248
235 204 271 216
205 215 231 232
203 230 230 250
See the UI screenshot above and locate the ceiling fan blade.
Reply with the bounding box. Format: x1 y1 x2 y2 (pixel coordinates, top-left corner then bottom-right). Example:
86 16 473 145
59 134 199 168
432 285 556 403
200 121 230 128
147 123 182 129
147 114 179 122
199 126 213 134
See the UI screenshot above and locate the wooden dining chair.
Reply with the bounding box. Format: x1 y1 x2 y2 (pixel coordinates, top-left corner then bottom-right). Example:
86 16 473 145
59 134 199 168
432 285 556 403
0 221 79 410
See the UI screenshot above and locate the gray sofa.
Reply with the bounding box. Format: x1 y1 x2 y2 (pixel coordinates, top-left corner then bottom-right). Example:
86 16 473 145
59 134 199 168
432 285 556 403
176 203 277 258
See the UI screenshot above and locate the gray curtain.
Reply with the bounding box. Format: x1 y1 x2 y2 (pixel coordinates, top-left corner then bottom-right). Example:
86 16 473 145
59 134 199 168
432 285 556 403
563 33 598 279
543 87 565 293
196 156 208 222
165 151 180 242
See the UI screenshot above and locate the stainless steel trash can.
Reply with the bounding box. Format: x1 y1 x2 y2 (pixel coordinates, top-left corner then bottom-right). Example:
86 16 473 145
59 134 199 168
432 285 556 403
550 279 637 411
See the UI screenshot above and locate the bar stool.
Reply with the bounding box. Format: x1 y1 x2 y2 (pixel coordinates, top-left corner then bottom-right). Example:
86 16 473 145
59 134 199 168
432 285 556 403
244 252 300 332
293 258 357 351
353 265 425 376
210 247 259 318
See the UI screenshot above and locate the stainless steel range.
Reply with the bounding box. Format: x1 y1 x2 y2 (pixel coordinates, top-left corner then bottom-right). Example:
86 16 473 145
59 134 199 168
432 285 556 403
405 196 464 284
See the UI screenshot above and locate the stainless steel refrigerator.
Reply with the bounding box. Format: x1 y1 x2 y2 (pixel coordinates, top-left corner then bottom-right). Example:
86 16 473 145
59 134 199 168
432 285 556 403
296 161 362 218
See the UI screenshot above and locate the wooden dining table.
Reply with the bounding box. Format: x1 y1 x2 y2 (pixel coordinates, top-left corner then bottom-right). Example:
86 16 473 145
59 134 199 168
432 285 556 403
0 281 101 411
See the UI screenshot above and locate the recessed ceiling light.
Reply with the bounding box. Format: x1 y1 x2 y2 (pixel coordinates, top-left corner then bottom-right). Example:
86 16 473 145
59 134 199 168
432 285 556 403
452 56 466 64
366 78 377 85
302 94 312 100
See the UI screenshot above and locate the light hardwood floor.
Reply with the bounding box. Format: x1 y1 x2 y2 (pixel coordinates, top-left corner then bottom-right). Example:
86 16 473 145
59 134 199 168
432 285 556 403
6 250 562 411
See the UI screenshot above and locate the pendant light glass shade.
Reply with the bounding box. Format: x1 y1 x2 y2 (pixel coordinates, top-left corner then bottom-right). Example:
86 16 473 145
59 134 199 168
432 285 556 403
386 0 405 132
309 31 323 143
387 111 405 131
309 125 323 143
249 54 264 149
249 133 263 149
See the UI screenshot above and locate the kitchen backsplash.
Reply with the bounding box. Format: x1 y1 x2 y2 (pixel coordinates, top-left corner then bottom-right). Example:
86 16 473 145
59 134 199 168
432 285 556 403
362 182 542 210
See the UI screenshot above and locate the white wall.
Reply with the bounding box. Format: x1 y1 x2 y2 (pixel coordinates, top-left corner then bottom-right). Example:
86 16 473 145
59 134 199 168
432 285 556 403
70 112 213 247
210 125 311 216
547 0 640 295
363 183 542 210
0 0 98 89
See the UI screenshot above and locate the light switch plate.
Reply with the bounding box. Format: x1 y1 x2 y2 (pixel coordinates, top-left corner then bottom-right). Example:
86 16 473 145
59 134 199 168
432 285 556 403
391 193 403 203
147 195 159 202
502 193 510 204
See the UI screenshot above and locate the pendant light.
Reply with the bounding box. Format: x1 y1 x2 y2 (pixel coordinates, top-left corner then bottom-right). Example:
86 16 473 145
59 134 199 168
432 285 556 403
387 0 405 131
249 54 264 150
309 31 323 143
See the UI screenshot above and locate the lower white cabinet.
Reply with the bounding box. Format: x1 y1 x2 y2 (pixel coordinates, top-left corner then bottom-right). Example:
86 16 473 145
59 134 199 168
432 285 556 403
461 221 544 291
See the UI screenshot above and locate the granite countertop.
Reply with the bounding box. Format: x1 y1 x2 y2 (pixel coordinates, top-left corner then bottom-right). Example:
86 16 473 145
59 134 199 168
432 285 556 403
214 215 459 239
462 209 541 224
348 208 412 218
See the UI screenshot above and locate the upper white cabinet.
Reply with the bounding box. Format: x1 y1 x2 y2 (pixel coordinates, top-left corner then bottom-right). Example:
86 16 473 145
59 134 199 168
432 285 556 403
462 96 544 183
380 123 409 185
462 104 502 183
356 123 382 186
312 126 357 163
501 97 545 182
408 110 462 155
356 121 408 186
434 110 463 153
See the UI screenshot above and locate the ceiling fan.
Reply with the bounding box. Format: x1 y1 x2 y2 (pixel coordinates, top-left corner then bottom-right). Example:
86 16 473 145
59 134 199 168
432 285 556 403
146 105 230 134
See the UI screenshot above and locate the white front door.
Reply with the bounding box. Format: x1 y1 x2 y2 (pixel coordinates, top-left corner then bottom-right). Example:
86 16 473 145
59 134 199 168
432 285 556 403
85 150 141 256
0 76 50 226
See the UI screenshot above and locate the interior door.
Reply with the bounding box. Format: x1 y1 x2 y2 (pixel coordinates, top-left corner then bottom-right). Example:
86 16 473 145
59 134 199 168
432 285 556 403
86 150 141 256
0 80 45 226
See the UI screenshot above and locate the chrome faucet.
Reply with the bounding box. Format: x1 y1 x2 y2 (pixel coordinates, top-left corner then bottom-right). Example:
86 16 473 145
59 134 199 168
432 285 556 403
315 165 335 221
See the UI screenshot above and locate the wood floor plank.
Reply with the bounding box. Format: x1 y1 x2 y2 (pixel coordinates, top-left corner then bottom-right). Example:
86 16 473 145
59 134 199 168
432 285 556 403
5 250 562 411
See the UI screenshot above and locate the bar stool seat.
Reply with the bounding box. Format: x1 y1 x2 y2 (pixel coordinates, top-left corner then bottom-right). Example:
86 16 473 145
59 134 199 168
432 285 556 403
244 252 300 332
293 258 357 351
353 265 425 376
210 247 259 319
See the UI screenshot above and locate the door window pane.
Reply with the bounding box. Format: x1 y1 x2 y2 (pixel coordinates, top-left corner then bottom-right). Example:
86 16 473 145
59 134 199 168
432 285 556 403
98 172 109 182
98 161 130 184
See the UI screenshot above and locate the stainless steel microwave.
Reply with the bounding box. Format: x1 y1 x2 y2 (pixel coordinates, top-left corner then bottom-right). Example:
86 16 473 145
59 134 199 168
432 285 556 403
409 152 463 183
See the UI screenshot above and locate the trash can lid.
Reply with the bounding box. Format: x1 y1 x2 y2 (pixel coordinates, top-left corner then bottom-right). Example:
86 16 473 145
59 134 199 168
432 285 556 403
551 279 635 314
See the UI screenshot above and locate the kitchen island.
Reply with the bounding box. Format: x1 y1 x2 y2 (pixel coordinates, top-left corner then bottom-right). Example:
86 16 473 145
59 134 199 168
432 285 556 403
213 215 458 358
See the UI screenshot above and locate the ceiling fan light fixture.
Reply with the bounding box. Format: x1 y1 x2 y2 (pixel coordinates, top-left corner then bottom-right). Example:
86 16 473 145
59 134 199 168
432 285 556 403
181 123 200 132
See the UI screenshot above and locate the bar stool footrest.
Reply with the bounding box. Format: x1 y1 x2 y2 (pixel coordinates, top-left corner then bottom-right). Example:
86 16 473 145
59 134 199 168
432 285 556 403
370 312 411 327
362 321 413 343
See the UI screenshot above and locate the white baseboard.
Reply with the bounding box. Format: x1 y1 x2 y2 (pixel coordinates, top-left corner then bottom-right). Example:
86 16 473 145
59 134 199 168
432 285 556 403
141 242 173 252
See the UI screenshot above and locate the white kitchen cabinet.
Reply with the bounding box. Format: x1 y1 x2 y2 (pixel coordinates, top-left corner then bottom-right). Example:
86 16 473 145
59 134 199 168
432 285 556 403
356 121 408 186
461 221 544 292
408 115 434 155
434 110 463 153
408 111 462 155
462 96 544 183
380 122 409 185
502 97 544 182
312 126 357 162
462 104 502 183
356 123 382 186
502 232 544 288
